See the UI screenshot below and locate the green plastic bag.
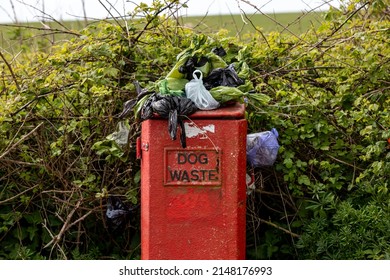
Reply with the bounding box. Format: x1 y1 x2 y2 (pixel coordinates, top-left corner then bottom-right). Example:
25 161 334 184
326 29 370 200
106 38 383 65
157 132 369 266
166 53 190 79
209 86 246 104
210 86 271 105
158 78 188 96
207 52 227 70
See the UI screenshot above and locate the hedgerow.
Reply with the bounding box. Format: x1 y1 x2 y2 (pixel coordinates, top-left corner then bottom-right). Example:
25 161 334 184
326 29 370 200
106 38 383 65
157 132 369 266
0 0 389 259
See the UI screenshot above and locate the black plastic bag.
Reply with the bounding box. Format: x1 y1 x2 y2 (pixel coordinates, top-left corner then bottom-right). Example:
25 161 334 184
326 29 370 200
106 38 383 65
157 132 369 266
179 56 209 80
151 95 198 148
212 46 227 57
106 196 132 234
119 82 197 148
140 93 158 121
118 81 151 119
204 64 244 90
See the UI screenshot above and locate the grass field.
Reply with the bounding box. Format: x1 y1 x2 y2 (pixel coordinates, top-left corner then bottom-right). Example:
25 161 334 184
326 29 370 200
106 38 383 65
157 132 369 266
181 12 326 37
0 19 85 53
0 11 326 53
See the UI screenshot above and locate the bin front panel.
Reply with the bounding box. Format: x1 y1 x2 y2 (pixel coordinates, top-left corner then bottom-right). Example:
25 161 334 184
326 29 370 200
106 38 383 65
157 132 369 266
141 112 246 260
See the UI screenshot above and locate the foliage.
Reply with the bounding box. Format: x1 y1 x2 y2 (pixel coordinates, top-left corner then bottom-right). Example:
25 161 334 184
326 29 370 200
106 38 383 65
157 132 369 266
244 0 390 259
0 1 189 259
1 0 389 259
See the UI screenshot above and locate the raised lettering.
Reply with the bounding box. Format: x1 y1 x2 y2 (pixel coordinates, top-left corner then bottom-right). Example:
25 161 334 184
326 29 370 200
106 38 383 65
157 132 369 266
208 170 218 181
177 153 186 164
199 170 208 181
198 153 208 164
165 149 221 186
169 170 181 181
187 153 197 164
190 170 200 181
181 170 189 181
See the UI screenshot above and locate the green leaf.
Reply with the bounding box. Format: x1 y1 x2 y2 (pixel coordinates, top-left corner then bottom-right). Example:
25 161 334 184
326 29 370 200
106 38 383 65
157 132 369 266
283 158 293 169
298 175 311 186
134 170 141 184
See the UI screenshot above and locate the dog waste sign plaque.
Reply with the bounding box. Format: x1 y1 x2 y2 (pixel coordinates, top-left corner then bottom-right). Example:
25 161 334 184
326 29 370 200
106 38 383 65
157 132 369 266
164 148 221 186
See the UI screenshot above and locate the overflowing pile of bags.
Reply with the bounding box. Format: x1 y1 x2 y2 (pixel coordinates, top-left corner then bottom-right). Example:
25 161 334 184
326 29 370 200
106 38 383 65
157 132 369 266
102 36 282 230
116 35 279 165
105 37 281 227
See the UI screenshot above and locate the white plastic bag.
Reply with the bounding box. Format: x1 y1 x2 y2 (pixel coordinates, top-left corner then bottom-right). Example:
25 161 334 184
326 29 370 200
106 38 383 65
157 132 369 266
107 120 130 148
185 70 220 110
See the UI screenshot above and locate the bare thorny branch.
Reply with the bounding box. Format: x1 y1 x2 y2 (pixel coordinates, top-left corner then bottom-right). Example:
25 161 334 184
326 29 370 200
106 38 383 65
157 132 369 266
16 0 75 32
238 0 310 43
0 22 81 38
43 197 82 253
132 0 190 43
0 50 20 91
237 0 371 77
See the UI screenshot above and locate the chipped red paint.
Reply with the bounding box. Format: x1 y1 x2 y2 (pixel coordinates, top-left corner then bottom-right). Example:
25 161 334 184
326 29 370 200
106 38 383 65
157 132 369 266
140 103 247 260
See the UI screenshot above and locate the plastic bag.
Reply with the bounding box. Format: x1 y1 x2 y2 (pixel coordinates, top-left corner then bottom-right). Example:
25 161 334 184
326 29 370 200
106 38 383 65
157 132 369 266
204 64 244 90
118 81 151 119
106 196 131 234
185 70 220 110
158 78 187 96
107 120 130 148
212 46 227 57
179 56 210 80
166 53 190 79
247 128 280 167
209 86 246 104
207 52 228 70
246 172 255 195
151 95 198 148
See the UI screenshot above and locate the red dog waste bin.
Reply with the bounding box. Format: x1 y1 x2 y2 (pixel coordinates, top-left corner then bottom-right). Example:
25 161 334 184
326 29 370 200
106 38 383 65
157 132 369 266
139 103 247 259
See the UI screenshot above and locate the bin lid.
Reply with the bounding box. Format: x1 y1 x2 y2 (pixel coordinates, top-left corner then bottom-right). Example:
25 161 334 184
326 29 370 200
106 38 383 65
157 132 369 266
186 102 245 119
